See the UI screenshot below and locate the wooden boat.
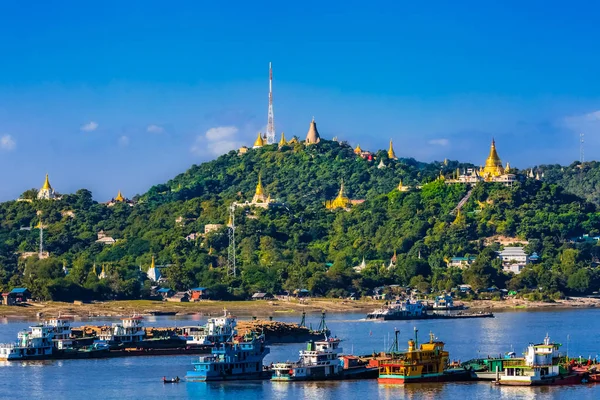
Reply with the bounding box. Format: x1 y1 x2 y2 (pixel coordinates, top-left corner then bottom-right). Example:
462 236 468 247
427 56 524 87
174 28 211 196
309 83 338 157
162 376 181 383
377 328 473 384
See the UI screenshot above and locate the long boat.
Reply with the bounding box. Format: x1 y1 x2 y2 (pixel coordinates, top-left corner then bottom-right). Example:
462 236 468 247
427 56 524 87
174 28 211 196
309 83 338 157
366 299 493 320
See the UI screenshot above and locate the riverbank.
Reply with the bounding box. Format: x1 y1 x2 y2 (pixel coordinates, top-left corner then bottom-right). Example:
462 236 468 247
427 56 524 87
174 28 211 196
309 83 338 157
1 296 599 319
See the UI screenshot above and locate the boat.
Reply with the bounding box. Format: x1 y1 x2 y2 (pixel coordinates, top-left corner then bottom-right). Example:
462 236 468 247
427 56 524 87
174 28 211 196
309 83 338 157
462 352 523 380
495 334 582 386
271 336 343 381
366 299 492 320
0 324 55 360
378 328 473 384
98 316 146 347
182 310 236 346
432 295 467 311
185 332 271 381
162 376 181 383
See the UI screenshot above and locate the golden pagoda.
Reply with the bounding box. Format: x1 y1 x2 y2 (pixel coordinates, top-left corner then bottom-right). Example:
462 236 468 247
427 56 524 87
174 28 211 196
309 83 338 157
482 139 505 179
115 190 125 202
278 132 287 147
253 132 265 148
325 180 351 210
37 173 57 200
354 144 362 155
398 179 409 192
388 139 397 160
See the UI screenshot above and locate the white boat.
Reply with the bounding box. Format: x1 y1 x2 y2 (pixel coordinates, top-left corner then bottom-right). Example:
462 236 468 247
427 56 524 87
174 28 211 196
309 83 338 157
98 316 145 344
46 317 73 349
0 324 55 360
271 336 343 381
182 310 236 346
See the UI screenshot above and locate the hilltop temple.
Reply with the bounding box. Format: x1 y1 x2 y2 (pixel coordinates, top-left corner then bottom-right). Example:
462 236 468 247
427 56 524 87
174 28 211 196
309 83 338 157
237 174 276 208
305 118 321 145
325 180 364 210
388 139 397 160
106 190 135 207
446 139 516 186
38 174 59 200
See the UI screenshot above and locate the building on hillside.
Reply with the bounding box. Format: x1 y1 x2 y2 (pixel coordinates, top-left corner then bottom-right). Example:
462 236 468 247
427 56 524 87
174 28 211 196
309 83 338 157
106 190 134 207
238 174 276 208
238 146 249 155
98 265 108 279
353 144 374 161
38 174 59 200
388 250 397 269
445 140 516 186
278 132 287 147
498 246 529 274
95 230 116 245
447 256 477 268
353 257 367 273
325 180 351 210
377 159 386 169
388 139 398 160
157 288 174 299
185 232 201 241
204 224 224 234
253 132 265 149
305 118 321 145
146 256 162 282
251 292 273 300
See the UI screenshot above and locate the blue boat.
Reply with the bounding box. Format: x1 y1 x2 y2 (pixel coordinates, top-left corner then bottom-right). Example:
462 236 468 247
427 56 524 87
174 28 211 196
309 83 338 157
185 332 271 381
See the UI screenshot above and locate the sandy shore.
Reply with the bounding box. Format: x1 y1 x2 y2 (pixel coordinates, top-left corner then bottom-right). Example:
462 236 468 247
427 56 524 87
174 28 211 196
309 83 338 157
1 296 599 320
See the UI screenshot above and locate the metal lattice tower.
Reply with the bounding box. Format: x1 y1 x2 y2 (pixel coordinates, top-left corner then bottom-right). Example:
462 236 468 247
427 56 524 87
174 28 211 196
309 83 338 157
580 132 585 163
227 203 237 277
266 62 275 145
39 221 44 258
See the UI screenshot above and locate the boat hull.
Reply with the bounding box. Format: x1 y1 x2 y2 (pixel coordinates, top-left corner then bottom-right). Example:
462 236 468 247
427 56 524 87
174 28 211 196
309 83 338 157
367 313 494 321
186 371 271 382
379 370 473 384
496 374 582 386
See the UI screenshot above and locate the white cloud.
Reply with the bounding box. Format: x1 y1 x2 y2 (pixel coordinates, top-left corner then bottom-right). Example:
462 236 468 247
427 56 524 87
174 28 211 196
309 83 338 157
0 134 16 151
428 138 449 146
81 121 99 132
205 126 238 141
118 135 130 147
191 126 243 156
147 124 164 134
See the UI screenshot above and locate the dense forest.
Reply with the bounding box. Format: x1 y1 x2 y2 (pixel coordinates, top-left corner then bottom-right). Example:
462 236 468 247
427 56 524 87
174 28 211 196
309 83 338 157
2 139 600 302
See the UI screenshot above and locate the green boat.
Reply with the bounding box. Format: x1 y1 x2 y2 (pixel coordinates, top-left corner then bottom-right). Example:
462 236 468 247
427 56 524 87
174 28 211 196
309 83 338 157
463 353 523 380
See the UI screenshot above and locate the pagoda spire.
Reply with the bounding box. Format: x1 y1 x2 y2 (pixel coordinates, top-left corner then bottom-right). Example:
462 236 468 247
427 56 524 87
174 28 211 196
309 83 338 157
388 139 397 159
255 173 264 196
42 174 52 190
278 132 287 147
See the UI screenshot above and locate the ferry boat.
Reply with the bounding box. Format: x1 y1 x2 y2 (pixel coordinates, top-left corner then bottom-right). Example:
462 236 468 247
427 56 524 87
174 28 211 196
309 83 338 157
462 352 522 380
495 335 582 386
185 332 271 381
46 316 73 349
0 324 55 360
98 316 146 346
271 336 343 381
378 329 473 384
182 310 236 346
366 299 492 320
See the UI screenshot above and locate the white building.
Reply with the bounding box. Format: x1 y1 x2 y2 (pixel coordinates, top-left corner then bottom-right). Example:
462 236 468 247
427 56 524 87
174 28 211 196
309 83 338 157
498 246 529 274
38 174 59 200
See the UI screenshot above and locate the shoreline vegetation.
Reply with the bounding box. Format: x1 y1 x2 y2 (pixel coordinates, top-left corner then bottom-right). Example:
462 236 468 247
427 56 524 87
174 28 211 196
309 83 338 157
2 297 600 320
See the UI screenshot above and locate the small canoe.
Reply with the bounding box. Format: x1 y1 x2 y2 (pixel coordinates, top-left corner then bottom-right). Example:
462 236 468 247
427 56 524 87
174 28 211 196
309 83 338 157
163 377 181 383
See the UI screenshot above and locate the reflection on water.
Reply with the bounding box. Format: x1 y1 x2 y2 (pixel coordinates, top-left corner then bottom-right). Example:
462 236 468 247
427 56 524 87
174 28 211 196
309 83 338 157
2 309 600 399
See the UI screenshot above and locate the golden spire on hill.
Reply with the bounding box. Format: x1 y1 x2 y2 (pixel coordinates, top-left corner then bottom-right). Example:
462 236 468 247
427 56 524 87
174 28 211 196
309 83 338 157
483 139 505 178
354 144 362 155
150 255 155 270
388 139 397 160
253 132 265 148
255 174 264 196
115 190 125 202
42 174 52 190
325 180 351 209
278 132 287 147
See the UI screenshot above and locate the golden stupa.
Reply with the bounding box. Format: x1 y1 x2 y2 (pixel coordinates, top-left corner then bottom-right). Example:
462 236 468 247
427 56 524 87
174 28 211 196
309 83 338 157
253 132 265 148
278 132 287 147
354 144 362 155
388 139 397 159
325 180 351 210
251 174 267 203
482 139 505 178
115 190 125 202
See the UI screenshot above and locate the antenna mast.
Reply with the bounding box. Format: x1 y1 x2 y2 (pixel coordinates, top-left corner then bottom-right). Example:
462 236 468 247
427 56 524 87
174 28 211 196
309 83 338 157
580 132 585 163
227 203 237 277
266 62 275 145
38 220 44 258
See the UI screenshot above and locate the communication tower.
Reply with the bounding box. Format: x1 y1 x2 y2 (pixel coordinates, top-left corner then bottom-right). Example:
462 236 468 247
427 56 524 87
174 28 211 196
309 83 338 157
266 62 275 145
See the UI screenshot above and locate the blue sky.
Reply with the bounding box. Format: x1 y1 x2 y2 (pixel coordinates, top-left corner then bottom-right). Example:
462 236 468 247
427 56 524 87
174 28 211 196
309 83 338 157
1 1 600 201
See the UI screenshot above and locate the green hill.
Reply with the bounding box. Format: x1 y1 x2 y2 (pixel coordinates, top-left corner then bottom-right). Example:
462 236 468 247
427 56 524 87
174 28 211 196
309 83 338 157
1 140 600 301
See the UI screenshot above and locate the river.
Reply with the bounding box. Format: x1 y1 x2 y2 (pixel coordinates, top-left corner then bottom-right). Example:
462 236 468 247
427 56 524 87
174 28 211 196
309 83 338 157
1 308 600 399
